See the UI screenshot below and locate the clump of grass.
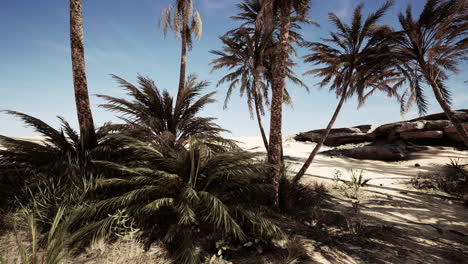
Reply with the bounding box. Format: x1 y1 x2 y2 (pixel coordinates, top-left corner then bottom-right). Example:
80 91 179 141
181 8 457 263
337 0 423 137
411 159 468 203
0 208 70 264
333 169 371 199
278 175 327 214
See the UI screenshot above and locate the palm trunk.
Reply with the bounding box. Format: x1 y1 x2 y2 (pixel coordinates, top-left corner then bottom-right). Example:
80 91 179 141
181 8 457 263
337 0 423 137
252 75 269 151
70 0 96 150
293 87 348 184
177 25 188 100
268 3 291 209
428 78 468 147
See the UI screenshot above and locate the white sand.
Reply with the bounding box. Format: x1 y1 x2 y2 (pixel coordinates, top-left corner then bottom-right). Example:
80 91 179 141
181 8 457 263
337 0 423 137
236 135 468 263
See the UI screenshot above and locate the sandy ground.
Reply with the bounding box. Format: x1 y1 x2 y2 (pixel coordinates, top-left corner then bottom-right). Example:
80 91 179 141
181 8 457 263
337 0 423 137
235 135 468 264
2 136 467 263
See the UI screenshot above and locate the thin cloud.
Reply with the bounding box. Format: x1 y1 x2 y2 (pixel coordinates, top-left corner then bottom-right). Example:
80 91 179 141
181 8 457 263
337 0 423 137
200 0 238 9
334 0 352 19
106 19 153 55
34 39 69 54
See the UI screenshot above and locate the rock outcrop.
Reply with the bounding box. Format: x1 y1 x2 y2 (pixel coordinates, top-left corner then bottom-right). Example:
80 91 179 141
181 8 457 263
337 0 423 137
295 110 468 161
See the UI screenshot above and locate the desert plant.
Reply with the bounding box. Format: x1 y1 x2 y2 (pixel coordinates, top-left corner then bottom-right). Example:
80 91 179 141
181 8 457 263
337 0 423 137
107 209 140 238
255 0 313 209
0 112 129 215
70 138 283 264
70 0 96 150
332 169 342 189
340 169 370 199
393 0 468 146
278 165 326 214
210 29 308 152
411 159 467 198
344 199 364 236
97 74 236 154
211 0 312 152
4 208 70 264
159 0 202 97
0 111 127 174
293 1 399 184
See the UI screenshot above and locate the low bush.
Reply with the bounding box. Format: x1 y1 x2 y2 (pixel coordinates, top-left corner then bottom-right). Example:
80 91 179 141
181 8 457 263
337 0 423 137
411 159 468 201
68 139 283 264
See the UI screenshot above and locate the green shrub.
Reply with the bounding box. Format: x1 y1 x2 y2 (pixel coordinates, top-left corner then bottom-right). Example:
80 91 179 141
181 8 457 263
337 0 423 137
69 138 283 264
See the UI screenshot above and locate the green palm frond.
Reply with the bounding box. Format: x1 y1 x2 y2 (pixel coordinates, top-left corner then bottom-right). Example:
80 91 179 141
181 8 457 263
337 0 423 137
96 74 235 153
211 1 311 117
303 1 398 105
70 139 280 264
393 0 467 115
158 0 202 48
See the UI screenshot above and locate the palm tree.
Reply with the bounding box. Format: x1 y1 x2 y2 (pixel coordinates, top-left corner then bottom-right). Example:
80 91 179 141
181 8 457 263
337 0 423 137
210 29 270 151
0 111 130 226
292 2 397 183
210 27 308 152
70 0 96 150
393 0 468 146
70 139 282 264
96 74 235 154
159 0 202 98
257 0 312 208
0 111 123 174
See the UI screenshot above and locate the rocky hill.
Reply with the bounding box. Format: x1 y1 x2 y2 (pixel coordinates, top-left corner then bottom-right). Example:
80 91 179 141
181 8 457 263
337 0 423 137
295 110 468 161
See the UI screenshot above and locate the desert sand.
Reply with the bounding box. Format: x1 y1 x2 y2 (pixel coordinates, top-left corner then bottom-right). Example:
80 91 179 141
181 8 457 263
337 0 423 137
2 136 467 263
235 135 468 263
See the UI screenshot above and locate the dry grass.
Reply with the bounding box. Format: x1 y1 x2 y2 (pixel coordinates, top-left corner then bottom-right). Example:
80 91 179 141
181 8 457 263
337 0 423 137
410 158 468 204
0 211 172 264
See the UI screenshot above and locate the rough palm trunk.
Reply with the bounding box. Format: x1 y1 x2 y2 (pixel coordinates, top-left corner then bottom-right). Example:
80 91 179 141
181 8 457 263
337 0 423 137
268 3 291 209
293 86 348 184
70 0 96 150
428 77 468 147
177 25 188 100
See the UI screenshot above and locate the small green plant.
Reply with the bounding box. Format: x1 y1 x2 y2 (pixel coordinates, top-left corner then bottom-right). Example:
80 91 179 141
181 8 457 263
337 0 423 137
214 239 232 260
8 208 70 264
332 169 342 189
344 199 364 236
340 169 370 198
108 209 139 238
243 238 267 254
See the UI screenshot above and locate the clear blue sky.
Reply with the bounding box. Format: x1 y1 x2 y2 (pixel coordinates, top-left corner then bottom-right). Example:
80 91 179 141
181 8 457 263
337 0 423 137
1 0 467 137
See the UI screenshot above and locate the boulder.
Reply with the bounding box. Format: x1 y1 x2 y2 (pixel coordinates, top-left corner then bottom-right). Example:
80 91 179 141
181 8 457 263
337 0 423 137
396 121 426 133
425 120 451 130
324 133 375 146
374 123 402 136
295 110 468 153
400 130 444 140
410 110 468 122
346 145 406 161
444 123 468 142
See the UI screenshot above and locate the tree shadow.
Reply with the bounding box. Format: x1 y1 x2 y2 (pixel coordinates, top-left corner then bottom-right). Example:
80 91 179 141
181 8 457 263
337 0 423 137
285 174 468 263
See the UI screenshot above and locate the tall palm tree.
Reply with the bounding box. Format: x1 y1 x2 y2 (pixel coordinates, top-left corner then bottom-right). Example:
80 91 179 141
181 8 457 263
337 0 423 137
96 74 235 154
211 29 271 151
257 0 311 208
393 0 468 146
210 27 308 152
70 0 96 150
159 0 202 99
292 2 397 183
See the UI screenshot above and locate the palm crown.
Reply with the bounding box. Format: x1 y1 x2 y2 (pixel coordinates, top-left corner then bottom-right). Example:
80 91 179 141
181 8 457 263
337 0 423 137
303 1 398 102
96 75 234 153
159 0 202 50
393 0 467 115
